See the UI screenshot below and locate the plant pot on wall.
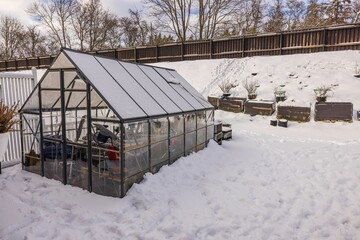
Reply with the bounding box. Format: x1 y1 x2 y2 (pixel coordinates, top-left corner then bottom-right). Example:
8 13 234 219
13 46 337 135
222 93 231 99
316 96 327 102
248 93 257 100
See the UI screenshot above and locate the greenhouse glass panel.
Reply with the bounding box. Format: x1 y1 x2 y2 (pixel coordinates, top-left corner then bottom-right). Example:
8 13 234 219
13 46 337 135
155 68 204 110
64 50 146 120
138 65 194 112
167 70 213 108
120 62 181 114
125 121 149 150
22 113 41 175
185 132 196 154
185 113 196 133
170 135 184 162
170 115 184 137
125 146 149 178
150 140 169 167
96 57 166 117
197 111 206 129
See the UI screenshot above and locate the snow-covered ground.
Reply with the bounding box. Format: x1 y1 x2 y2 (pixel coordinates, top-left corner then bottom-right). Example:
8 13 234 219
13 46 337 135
1 51 360 239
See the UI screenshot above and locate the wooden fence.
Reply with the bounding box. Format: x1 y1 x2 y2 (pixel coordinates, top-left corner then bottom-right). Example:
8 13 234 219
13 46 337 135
0 23 359 71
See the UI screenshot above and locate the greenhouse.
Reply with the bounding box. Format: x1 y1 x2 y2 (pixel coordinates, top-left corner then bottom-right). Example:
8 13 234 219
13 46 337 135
19 48 214 198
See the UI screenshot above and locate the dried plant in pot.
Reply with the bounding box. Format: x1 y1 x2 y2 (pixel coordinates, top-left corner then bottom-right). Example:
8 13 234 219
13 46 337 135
314 85 332 102
243 78 259 100
0 101 19 163
218 79 238 99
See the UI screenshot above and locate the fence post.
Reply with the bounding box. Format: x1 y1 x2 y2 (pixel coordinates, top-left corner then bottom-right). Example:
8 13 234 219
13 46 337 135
25 58 28 70
181 42 185 61
209 39 213 59
242 35 246 58
113 49 117 59
322 28 327 52
37 57 40 69
134 47 137 63
279 32 283 55
155 45 159 62
5 60 8 71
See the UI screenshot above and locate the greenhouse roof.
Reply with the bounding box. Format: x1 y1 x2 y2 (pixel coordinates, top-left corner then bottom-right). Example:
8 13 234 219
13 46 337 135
21 48 213 121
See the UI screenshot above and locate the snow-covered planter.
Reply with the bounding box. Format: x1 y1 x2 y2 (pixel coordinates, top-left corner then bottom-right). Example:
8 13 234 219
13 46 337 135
314 102 353 122
244 100 276 116
277 105 311 122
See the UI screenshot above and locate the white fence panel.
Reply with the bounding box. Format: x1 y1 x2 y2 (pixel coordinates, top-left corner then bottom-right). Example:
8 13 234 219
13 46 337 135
0 70 37 164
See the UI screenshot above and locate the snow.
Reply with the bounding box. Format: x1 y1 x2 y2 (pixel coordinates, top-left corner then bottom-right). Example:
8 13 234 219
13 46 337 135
1 50 360 239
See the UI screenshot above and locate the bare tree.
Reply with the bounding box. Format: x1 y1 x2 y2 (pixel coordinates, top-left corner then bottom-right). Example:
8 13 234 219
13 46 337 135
82 0 120 50
303 0 326 27
235 0 264 34
22 25 48 57
286 0 306 30
27 0 78 48
352 0 360 23
119 16 138 47
265 0 286 32
144 0 193 42
71 0 89 51
324 0 352 25
0 16 25 59
194 0 238 40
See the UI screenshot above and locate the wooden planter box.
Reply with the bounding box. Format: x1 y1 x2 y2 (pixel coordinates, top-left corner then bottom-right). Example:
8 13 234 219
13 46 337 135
277 105 311 122
207 96 219 109
219 97 246 113
222 127 232 140
314 102 353 122
244 100 276 116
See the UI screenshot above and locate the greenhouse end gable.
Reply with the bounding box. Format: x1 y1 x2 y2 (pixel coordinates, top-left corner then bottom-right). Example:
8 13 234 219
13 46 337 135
19 48 215 198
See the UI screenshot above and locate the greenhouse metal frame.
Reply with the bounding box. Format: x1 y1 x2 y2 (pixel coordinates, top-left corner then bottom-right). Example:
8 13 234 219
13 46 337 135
19 48 214 197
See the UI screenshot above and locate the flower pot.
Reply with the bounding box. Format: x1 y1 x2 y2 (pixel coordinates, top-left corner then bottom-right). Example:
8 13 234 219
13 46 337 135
278 119 288 128
222 93 231 99
276 96 286 102
248 93 257 100
0 132 10 173
270 119 278 126
316 96 327 102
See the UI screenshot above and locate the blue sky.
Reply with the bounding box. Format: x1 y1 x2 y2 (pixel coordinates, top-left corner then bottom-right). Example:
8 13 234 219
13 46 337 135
0 0 143 25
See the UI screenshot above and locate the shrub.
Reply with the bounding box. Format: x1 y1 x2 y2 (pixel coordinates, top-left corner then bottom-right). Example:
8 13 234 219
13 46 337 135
314 85 332 97
242 78 259 95
218 79 238 93
0 101 19 133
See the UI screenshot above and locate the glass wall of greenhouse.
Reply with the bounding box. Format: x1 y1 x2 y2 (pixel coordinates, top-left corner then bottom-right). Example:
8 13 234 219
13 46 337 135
20 48 214 198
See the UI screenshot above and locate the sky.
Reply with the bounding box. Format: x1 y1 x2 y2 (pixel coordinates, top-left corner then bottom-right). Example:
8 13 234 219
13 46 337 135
0 0 143 25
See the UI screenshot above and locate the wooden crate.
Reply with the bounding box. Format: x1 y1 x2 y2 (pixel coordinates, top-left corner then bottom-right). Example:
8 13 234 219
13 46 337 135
207 96 219 109
214 122 222 134
219 98 246 113
222 127 232 140
314 102 353 122
277 105 311 122
244 100 276 116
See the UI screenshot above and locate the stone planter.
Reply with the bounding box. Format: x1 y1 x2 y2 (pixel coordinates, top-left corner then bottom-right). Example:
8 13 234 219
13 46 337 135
0 132 10 173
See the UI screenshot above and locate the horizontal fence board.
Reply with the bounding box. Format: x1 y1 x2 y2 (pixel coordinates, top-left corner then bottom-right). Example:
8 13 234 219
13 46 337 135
0 24 359 70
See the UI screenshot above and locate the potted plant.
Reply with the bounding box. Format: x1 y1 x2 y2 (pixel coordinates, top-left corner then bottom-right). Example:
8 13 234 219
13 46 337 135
0 101 19 166
274 86 286 102
314 85 332 102
218 79 238 99
354 63 360 78
243 78 259 99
